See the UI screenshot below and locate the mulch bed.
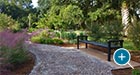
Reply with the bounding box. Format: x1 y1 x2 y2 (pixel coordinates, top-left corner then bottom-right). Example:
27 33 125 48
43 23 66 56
0 52 35 75
12 52 35 75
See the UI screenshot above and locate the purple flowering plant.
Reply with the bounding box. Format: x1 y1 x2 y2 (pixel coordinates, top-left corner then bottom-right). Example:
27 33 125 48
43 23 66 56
0 30 29 65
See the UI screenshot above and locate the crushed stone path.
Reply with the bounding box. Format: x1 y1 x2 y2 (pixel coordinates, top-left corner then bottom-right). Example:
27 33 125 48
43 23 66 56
27 43 114 75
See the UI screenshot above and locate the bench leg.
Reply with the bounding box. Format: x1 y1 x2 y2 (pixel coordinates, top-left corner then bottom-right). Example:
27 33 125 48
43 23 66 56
77 36 79 49
85 43 88 48
77 42 79 49
108 48 111 61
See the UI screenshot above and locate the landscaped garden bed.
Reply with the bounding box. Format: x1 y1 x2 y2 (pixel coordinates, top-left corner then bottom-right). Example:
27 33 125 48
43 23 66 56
1 0 140 75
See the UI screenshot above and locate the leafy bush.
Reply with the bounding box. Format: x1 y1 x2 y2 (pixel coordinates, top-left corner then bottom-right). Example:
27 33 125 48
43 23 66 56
61 31 68 39
132 69 140 75
0 30 29 65
31 30 82 44
103 20 123 40
128 16 140 50
123 39 137 50
53 39 64 44
36 5 83 30
28 28 36 32
0 13 20 32
30 36 42 43
86 20 123 42
58 31 77 44
30 30 63 44
45 38 54 44
67 32 77 40
55 31 61 38
31 36 64 44
30 30 51 44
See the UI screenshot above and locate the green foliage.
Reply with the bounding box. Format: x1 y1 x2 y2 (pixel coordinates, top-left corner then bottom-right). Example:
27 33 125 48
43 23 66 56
30 30 63 44
36 4 83 30
8 48 28 65
30 36 42 43
87 3 121 24
132 69 140 75
53 39 64 44
67 32 77 40
60 31 77 40
87 20 123 42
61 31 68 39
59 4 83 29
86 3 122 42
28 28 36 32
31 36 64 44
0 46 28 65
128 16 140 50
0 13 20 31
103 20 123 39
0 0 38 29
123 39 137 50
86 22 103 41
56 31 85 44
45 38 54 44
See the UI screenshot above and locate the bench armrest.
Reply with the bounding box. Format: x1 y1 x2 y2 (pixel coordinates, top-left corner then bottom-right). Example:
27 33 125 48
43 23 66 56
77 35 88 40
108 39 123 43
108 39 124 47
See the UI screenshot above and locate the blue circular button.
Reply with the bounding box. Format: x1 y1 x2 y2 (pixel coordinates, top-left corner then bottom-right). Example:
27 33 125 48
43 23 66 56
113 48 131 66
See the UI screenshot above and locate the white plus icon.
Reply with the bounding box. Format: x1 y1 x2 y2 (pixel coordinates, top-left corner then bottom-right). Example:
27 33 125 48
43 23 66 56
118 53 126 61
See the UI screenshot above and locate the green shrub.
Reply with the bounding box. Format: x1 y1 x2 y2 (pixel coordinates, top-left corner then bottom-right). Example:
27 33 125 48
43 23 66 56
79 32 84 36
104 20 123 40
31 36 64 44
53 39 64 44
68 39 77 44
31 30 51 44
61 31 68 39
31 36 48 44
45 38 54 44
8 48 28 65
31 36 42 43
55 31 61 38
86 20 123 42
0 13 20 31
28 28 36 32
123 39 137 50
132 69 140 75
67 32 77 40
128 16 140 50
1 46 28 65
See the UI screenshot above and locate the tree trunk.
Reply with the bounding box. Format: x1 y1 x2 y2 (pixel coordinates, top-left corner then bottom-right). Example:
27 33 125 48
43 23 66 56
121 1 130 36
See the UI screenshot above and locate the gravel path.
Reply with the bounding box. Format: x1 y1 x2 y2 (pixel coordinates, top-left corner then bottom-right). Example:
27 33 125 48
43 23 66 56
27 44 114 75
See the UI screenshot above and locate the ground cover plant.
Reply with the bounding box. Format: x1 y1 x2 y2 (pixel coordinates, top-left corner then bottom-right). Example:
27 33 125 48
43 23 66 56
30 29 64 44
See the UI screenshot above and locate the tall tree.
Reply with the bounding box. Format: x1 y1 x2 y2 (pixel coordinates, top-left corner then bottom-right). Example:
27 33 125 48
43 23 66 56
121 0 140 36
0 0 38 28
121 0 130 36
